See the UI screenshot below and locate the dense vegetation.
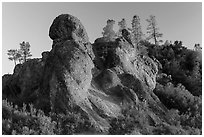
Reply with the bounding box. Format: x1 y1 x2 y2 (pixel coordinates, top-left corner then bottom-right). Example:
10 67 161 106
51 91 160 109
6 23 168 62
2 100 94 135
144 40 202 97
144 40 202 134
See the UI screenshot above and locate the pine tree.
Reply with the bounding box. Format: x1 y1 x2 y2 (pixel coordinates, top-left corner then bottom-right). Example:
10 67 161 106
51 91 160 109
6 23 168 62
7 41 32 68
146 15 163 45
131 15 143 47
19 41 32 62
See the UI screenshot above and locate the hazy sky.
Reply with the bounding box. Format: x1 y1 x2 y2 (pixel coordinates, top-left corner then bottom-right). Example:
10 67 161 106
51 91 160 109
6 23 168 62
2 2 202 74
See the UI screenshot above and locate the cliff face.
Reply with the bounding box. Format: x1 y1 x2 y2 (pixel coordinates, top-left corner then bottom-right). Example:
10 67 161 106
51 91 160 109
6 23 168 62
2 14 168 133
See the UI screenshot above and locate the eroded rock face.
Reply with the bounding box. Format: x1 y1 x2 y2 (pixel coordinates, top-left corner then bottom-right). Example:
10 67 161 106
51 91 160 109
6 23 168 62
2 14 166 134
87 36 160 131
39 14 111 131
44 40 94 110
93 37 158 92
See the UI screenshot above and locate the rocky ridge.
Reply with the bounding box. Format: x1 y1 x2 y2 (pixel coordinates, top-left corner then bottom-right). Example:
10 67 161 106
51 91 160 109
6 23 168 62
2 14 169 133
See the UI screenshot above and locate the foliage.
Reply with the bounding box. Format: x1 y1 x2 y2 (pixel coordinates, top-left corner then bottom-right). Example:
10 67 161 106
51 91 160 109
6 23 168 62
7 49 22 66
108 102 200 135
153 83 202 134
2 100 56 135
194 44 202 53
118 18 127 36
154 83 195 112
2 99 94 135
109 103 152 135
50 108 94 135
19 41 32 62
7 41 32 67
144 40 202 134
146 15 163 44
152 123 187 135
144 41 202 96
131 15 143 47
102 19 116 41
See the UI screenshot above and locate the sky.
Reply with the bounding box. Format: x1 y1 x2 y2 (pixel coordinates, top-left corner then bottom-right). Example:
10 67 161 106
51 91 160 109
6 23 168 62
2 2 202 74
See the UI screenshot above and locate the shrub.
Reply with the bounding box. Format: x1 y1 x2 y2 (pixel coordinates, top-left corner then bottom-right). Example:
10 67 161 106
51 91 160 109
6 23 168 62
2 99 94 135
143 41 202 96
50 110 94 135
109 104 150 135
153 83 202 134
154 82 196 113
152 123 187 135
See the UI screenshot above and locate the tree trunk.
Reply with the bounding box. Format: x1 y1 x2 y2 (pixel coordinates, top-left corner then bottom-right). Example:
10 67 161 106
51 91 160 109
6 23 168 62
154 36 157 45
24 53 26 63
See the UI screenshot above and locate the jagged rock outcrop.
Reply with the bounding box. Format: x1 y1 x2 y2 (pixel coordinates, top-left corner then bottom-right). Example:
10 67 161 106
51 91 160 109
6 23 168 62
93 37 158 91
2 14 168 134
91 36 167 131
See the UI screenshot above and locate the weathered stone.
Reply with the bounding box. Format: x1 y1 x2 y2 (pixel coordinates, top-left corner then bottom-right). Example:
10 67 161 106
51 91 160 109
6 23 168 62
49 14 89 44
93 37 158 92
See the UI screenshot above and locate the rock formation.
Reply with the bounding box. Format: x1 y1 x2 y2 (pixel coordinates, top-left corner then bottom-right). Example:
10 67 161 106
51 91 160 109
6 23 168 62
2 59 44 105
2 14 169 134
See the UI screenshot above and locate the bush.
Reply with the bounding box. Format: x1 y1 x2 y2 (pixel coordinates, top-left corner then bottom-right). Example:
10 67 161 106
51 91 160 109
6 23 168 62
2 99 94 135
154 82 197 113
143 41 202 96
109 104 150 135
50 110 94 135
153 83 202 134
152 123 187 135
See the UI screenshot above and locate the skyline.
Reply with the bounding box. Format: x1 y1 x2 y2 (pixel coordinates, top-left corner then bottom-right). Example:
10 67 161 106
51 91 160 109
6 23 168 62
2 2 202 74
